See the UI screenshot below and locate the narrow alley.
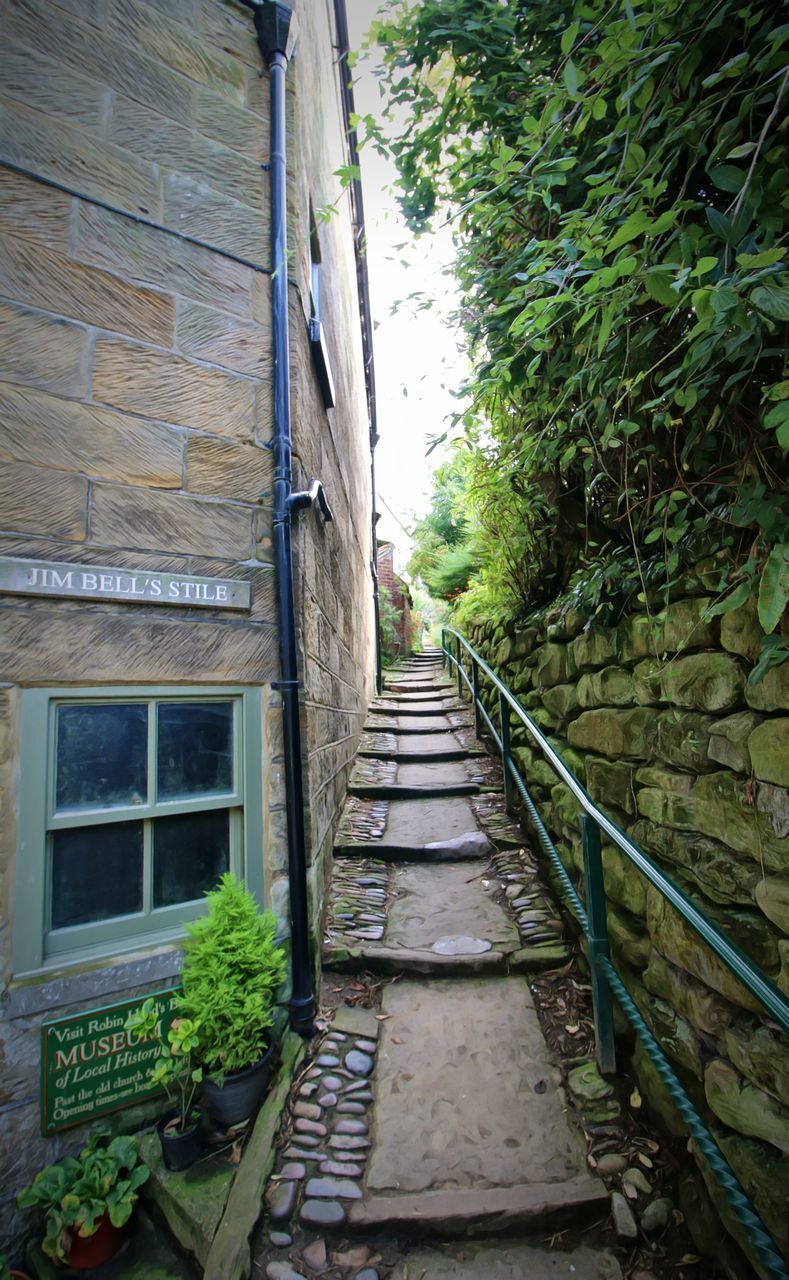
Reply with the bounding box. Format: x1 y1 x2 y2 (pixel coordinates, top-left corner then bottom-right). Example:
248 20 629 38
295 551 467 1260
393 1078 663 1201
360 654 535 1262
254 651 626 1279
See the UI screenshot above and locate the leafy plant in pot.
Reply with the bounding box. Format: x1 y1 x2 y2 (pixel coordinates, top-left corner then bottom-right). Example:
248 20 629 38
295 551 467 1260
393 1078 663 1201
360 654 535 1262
125 999 204 1172
179 872 286 1128
17 1134 148 1270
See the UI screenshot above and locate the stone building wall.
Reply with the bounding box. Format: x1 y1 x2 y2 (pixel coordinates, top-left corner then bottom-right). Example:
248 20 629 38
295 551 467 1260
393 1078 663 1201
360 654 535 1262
465 582 788 1277
378 540 414 658
0 0 374 1247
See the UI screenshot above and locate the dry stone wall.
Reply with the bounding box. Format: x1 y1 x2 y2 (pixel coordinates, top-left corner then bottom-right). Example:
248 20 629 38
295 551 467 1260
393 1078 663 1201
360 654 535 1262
465 582 788 1275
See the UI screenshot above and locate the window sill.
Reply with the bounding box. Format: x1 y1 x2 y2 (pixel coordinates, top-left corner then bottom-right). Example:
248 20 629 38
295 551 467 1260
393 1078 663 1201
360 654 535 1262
4 942 184 1020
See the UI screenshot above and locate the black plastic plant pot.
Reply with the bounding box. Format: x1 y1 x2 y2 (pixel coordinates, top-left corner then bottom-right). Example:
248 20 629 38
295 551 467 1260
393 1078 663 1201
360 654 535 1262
157 1110 203 1172
202 1042 276 1128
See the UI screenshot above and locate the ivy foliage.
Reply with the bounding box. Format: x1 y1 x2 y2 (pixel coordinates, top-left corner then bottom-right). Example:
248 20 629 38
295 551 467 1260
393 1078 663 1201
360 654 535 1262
373 0 788 642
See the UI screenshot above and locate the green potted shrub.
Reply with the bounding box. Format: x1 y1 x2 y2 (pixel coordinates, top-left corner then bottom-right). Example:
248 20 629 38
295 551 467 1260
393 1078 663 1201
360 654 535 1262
17 1134 148 1270
179 872 286 1127
125 999 204 1172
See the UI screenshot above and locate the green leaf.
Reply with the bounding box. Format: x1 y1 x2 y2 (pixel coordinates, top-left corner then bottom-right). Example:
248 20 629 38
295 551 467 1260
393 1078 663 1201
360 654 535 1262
563 58 580 95
778 421 789 451
752 284 789 321
736 248 785 268
758 545 789 635
706 207 737 244
561 21 580 54
764 402 789 431
693 256 718 277
708 164 745 193
707 581 753 616
608 211 651 252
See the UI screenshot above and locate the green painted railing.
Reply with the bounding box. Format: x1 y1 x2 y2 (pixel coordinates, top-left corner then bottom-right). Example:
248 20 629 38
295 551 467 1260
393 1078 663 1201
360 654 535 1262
441 625 789 1280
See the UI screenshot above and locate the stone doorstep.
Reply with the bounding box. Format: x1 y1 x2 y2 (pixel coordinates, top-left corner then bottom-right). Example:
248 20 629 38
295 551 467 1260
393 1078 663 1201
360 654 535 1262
390 1240 622 1280
346 1178 610 1236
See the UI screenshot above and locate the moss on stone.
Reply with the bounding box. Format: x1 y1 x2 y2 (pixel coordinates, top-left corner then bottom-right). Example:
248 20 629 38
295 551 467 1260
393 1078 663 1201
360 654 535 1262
655 711 717 772
704 1057 789 1154
578 665 637 708
568 707 660 759
694 771 787 868
707 710 762 773
748 717 789 786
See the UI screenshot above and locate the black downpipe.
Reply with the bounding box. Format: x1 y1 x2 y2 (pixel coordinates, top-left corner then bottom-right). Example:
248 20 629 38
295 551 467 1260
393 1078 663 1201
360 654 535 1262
254 2 316 1037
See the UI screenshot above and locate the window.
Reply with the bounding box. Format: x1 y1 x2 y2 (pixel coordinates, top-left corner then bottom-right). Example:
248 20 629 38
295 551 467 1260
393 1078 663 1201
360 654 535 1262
14 687 263 975
307 202 336 409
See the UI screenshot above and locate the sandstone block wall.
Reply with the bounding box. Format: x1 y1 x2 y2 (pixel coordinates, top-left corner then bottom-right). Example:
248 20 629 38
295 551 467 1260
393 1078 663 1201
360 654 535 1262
0 0 374 1246
465 585 788 1275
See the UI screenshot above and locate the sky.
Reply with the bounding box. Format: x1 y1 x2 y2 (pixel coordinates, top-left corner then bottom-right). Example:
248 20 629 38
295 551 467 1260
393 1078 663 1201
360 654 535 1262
344 1 469 570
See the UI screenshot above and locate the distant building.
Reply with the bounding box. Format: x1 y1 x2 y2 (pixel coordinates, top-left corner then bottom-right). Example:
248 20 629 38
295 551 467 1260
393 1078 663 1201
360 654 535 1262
378 540 414 659
0 0 377 1241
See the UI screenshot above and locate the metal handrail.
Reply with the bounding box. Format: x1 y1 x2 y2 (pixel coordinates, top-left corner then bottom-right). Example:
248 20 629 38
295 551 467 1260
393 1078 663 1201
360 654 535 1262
441 625 789 1279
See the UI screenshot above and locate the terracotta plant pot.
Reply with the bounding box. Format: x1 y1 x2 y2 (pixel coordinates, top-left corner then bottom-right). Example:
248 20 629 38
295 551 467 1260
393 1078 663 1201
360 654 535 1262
157 1110 203 1172
202 1042 276 1128
65 1214 123 1271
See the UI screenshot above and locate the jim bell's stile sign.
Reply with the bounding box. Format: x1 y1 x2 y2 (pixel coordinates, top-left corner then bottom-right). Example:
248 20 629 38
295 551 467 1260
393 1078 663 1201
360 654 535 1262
41 989 181 1135
0 555 251 610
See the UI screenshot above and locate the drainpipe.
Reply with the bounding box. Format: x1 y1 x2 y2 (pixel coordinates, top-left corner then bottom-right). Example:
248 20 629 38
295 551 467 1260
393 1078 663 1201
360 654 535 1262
253 0 316 1038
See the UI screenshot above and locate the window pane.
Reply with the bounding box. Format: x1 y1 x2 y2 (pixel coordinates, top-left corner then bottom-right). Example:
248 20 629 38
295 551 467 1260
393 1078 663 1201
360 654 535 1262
56 704 148 810
157 702 234 800
153 811 230 908
51 823 143 930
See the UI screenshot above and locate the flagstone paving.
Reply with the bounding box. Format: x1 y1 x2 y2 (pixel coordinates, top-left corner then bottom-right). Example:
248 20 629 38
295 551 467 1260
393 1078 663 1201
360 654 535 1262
256 649 621 1280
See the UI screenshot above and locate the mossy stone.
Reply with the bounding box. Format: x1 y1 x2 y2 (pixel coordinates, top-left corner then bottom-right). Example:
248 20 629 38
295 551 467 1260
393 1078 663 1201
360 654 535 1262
748 717 789 786
617 614 655 664
633 980 704 1078
658 596 719 654
535 641 575 688
571 627 617 672
693 1129 789 1277
725 1019 789 1108
704 1058 789 1154
646 888 778 1013
602 841 646 915
608 904 650 969
656 711 717 772
707 710 762 773
577 665 636 708
754 876 789 935
720 596 764 663
541 682 579 722
745 661 789 712
643 950 736 1039
585 757 637 816
635 765 693 793
631 818 760 907
568 707 660 759
645 653 746 713
636 786 698 831
694 771 788 868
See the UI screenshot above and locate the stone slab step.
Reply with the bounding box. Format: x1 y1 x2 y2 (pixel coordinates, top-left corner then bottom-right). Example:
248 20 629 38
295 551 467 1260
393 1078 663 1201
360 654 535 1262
364 718 472 734
389 1240 621 1279
322 940 568 976
351 978 607 1235
349 782 480 799
336 796 494 862
370 701 466 716
358 732 485 761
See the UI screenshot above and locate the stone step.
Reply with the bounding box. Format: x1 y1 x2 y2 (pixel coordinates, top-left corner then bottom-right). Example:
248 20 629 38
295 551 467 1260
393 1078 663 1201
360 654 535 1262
346 978 608 1236
358 727 485 761
390 1240 621 1278
349 782 480 799
364 718 473 734
322 939 568 976
335 795 495 862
